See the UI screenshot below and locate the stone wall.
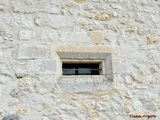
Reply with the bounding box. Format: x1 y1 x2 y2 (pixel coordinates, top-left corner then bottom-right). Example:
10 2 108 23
0 0 160 120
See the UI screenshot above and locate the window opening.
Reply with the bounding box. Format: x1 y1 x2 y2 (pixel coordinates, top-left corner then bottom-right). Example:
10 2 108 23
62 63 101 75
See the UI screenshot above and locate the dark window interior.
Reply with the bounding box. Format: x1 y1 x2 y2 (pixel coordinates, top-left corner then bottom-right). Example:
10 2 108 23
62 63 101 75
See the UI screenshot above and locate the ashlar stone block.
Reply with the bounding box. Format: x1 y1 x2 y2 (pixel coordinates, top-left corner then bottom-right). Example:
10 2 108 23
5 14 34 28
18 44 48 60
19 30 35 40
60 29 91 43
35 59 56 74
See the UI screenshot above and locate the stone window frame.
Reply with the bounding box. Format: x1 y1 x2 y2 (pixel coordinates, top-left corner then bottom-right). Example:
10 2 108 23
56 45 113 92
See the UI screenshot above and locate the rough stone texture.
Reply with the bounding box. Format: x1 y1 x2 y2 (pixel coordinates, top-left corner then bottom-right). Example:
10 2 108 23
90 31 104 43
0 0 160 120
18 44 49 60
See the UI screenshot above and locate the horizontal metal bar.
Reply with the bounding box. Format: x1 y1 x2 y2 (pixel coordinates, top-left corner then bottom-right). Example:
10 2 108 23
63 68 101 70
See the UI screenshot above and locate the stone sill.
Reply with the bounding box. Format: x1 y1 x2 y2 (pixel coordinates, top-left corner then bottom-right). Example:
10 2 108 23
59 75 111 93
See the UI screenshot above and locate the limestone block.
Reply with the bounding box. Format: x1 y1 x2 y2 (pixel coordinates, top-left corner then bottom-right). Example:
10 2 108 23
112 12 118 18
59 76 111 92
14 60 35 77
83 3 94 10
134 13 145 23
125 91 133 99
59 28 91 43
18 44 48 60
16 109 27 115
134 0 149 5
5 14 34 28
10 88 25 98
124 75 133 85
120 18 129 25
84 101 95 109
134 76 143 83
0 4 5 11
104 0 117 3
47 15 75 29
144 102 158 111
101 95 110 101
95 12 112 21
150 78 159 84
0 31 12 41
90 31 104 43
95 4 108 10
150 15 159 23
12 4 21 13
95 101 110 111
19 30 35 40
8 98 19 106
133 101 142 110
34 14 46 26
75 17 88 26
47 7 60 14
34 59 56 74
137 28 144 35
147 35 158 44
0 75 10 84
104 24 119 32
59 82 95 92
40 28 58 42
111 4 123 10
36 88 48 95
75 0 85 3
38 76 56 89
71 94 95 100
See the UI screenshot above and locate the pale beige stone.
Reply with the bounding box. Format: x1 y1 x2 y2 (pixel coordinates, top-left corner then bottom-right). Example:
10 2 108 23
137 28 144 35
134 76 143 83
90 31 104 43
75 0 85 3
95 12 112 21
16 109 27 115
147 35 158 44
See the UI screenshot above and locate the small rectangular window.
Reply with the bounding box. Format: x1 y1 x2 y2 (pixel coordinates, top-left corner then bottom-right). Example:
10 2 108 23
62 63 101 75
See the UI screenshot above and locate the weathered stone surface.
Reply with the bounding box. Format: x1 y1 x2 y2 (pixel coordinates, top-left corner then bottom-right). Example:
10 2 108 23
0 0 160 120
40 28 58 42
134 13 145 23
75 0 85 3
5 14 34 28
90 31 104 43
18 44 48 59
59 76 111 92
59 28 91 43
19 30 35 40
95 12 112 21
35 59 56 74
147 34 158 44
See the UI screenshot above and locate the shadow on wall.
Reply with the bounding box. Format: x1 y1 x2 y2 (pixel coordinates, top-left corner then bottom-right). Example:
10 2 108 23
2 114 20 120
